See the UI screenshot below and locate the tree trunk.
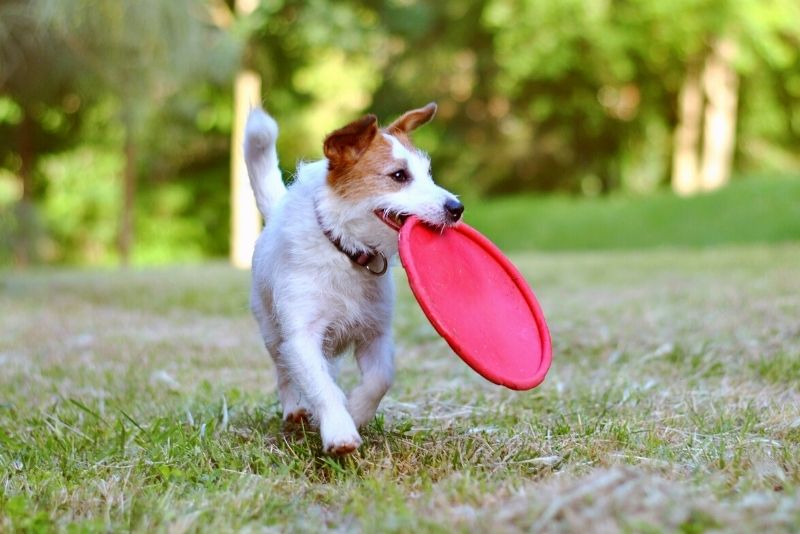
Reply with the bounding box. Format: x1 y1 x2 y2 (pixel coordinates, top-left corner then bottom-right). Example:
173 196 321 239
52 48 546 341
230 0 262 269
14 111 36 266
119 117 137 267
671 65 703 196
699 37 738 191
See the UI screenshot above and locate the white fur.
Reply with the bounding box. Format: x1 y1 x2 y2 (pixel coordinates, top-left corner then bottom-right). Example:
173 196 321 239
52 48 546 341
243 111 284 217
244 107 460 454
375 134 457 227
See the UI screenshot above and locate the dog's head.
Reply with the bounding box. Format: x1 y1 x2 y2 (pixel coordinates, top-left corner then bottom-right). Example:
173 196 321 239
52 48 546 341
323 103 463 241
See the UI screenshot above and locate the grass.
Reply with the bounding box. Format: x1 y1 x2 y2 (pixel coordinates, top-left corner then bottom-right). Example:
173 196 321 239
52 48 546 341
466 176 800 251
2 244 800 532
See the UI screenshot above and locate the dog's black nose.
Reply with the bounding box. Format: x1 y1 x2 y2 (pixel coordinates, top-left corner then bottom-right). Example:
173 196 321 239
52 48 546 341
444 198 464 222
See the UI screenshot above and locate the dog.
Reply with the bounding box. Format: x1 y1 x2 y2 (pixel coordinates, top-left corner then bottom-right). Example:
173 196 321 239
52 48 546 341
243 103 463 455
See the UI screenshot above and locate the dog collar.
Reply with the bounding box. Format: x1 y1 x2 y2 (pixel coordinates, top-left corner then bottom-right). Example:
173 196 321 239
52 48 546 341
313 203 388 276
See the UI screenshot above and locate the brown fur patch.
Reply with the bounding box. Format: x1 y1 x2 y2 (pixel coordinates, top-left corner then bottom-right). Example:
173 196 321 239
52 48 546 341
324 103 437 201
387 102 437 136
326 131 409 201
323 114 378 168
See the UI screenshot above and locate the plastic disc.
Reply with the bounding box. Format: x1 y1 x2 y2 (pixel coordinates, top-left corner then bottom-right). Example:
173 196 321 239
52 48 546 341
398 216 552 390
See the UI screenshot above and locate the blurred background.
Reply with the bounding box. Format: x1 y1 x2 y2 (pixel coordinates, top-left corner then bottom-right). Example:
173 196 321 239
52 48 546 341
1 0 798 268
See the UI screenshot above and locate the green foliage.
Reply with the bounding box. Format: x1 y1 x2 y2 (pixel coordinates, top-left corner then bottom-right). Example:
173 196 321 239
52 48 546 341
134 165 231 265
248 0 387 164
241 0 800 196
40 147 122 264
1 0 800 265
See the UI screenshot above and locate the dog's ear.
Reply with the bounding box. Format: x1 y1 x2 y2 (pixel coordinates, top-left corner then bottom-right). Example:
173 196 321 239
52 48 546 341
387 102 437 135
324 114 379 167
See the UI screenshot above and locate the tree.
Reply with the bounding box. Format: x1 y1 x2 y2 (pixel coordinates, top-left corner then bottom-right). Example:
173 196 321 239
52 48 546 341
671 0 800 195
671 31 740 196
0 0 87 265
37 0 234 265
229 0 263 269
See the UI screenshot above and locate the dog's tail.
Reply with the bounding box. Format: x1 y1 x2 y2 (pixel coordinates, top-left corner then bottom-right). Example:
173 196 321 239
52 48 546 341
244 108 286 219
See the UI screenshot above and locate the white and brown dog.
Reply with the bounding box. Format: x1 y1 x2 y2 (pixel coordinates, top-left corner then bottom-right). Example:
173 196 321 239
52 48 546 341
244 103 463 454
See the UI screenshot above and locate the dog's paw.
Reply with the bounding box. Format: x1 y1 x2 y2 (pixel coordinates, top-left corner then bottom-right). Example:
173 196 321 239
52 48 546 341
323 433 362 456
283 408 311 426
321 413 362 455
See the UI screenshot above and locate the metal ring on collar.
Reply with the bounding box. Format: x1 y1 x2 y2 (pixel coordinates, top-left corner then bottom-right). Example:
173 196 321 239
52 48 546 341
364 253 388 276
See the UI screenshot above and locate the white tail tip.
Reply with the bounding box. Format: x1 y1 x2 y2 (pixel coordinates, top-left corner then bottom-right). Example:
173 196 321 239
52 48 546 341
245 108 279 155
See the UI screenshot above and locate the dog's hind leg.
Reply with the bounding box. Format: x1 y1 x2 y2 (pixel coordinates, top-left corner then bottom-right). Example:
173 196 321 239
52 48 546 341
280 332 362 455
348 333 395 428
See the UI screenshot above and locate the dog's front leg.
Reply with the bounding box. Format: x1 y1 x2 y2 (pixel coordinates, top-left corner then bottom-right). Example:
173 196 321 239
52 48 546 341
349 333 395 428
280 334 362 455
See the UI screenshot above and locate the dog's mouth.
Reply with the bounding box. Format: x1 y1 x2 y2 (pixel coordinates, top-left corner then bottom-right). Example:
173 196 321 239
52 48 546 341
374 209 409 231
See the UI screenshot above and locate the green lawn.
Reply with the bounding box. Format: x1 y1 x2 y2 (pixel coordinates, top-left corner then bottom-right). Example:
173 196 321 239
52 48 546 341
1 244 799 532
467 176 800 251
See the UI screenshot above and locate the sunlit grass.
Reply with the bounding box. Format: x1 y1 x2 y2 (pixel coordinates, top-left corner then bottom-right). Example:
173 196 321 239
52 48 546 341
467 175 800 252
1 244 799 531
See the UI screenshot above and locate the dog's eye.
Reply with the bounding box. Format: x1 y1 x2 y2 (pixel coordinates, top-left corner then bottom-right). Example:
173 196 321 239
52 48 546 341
389 169 409 183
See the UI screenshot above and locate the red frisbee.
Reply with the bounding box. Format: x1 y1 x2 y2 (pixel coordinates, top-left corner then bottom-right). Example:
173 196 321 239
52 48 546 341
398 216 552 390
